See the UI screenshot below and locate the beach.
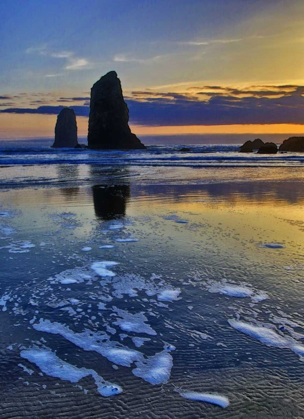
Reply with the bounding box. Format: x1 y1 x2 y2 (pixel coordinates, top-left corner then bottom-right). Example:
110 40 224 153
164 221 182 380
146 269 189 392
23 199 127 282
0 143 304 417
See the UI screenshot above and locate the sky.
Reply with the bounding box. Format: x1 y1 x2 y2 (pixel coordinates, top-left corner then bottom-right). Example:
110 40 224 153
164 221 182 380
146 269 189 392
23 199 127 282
1 0 304 141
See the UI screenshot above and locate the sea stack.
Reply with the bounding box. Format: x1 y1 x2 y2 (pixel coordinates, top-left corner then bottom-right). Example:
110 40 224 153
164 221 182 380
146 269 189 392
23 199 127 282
257 142 278 154
239 138 264 153
52 108 78 148
279 137 304 152
87 71 146 149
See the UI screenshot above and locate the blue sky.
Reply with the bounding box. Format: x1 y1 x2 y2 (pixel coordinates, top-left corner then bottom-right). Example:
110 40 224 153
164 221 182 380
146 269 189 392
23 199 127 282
1 0 304 138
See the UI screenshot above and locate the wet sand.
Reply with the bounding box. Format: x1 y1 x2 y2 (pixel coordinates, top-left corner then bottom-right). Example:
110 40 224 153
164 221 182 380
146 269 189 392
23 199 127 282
1 164 304 418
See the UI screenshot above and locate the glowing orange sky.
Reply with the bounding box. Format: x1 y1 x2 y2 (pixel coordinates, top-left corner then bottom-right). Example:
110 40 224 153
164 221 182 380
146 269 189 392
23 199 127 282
0 114 304 140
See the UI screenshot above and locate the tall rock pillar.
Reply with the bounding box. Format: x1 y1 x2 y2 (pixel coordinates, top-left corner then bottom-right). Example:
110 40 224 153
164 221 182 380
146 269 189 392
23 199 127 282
52 108 78 148
88 71 145 149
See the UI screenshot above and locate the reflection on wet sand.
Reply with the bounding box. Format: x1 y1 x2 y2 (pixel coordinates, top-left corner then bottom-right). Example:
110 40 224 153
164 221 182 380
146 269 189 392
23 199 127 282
92 184 130 220
131 181 304 206
56 164 80 182
56 165 81 200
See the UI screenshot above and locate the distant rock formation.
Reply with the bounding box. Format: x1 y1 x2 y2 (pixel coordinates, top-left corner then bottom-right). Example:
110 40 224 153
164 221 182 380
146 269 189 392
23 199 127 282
52 108 78 148
239 138 264 152
88 71 146 150
279 137 304 152
257 142 278 154
179 147 191 152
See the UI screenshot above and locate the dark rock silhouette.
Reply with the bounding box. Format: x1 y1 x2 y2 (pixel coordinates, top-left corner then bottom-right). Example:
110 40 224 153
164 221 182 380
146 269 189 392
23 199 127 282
52 108 78 148
74 143 87 149
92 185 130 220
179 147 191 152
279 137 304 152
88 71 146 150
240 138 264 152
257 142 278 154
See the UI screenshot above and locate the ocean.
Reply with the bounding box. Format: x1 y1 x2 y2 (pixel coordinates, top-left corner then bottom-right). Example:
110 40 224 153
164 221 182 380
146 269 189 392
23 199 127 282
1 139 304 418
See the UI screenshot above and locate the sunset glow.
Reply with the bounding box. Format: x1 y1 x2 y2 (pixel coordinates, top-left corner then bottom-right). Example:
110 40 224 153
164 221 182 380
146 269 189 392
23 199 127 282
1 0 304 142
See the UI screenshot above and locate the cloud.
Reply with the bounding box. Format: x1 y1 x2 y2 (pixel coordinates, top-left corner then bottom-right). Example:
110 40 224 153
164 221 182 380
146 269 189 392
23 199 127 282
58 96 90 102
178 35 271 47
113 54 165 65
0 105 90 117
131 91 198 102
50 51 73 59
25 44 48 55
45 73 64 78
0 95 12 100
25 45 93 72
0 102 15 107
126 89 304 126
2 84 304 126
179 38 243 46
65 58 92 70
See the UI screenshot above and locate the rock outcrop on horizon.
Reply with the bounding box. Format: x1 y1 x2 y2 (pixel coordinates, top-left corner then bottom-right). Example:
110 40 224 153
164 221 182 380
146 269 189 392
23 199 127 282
257 142 278 154
279 137 304 152
87 71 146 150
52 108 78 148
239 138 264 152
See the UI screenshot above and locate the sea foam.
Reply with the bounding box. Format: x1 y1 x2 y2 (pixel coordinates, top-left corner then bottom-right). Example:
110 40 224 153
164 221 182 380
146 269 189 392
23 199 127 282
21 348 122 397
179 391 229 408
91 261 119 277
229 319 304 358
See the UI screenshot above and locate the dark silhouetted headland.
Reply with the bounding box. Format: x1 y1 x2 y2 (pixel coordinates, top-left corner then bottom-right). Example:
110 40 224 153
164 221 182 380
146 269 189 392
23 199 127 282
279 137 304 152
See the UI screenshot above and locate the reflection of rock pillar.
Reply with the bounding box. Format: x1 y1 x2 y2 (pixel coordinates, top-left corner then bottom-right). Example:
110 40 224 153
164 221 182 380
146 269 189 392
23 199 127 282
56 165 80 200
92 185 130 220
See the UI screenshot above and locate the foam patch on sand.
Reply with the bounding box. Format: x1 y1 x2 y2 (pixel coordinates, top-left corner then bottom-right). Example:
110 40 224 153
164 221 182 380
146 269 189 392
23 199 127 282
33 319 142 367
133 349 173 385
209 282 253 298
228 319 304 358
91 261 119 278
0 293 10 312
207 281 268 302
82 247 92 252
157 289 181 302
113 308 157 336
20 348 122 397
179 391 229 408
1 240 35 253
33 319 175 385
132 337 151 348
102 273 158 299
0 225 16 236
109 222 124 230
18 363 34 375
49 268 93 285
115 237 138 243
